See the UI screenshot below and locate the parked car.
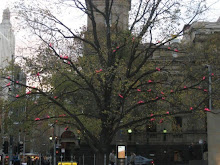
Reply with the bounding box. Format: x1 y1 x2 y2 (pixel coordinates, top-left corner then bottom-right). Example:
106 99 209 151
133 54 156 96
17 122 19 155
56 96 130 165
127 155 155 165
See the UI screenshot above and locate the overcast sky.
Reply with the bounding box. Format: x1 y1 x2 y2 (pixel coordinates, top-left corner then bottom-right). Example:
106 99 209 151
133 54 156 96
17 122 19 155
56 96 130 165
0 0 220 50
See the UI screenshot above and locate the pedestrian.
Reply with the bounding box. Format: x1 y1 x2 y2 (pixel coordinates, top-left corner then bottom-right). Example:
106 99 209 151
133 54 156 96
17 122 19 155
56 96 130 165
129 152 136 165
109 149 115 165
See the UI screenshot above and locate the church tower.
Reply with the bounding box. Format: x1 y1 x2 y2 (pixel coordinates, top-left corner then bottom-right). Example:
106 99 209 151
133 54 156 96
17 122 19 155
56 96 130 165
0 8 15 68
87 0 131 31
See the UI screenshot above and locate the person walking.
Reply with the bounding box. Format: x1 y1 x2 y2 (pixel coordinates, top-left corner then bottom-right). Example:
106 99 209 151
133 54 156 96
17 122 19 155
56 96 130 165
109 150 115 165
129 152 136 165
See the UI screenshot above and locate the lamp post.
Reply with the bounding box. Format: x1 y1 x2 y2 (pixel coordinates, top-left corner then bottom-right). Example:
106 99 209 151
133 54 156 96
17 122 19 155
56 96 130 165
199 139 203 160
49 124 56 165
163 128 167 141
128 129 132 141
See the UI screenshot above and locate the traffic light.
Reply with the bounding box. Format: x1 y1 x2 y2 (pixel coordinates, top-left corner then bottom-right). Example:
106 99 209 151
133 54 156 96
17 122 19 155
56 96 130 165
3 141 9 154
18 142 23 153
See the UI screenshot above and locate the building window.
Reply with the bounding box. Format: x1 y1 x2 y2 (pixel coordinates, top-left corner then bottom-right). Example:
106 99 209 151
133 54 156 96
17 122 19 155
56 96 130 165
173 117 182 132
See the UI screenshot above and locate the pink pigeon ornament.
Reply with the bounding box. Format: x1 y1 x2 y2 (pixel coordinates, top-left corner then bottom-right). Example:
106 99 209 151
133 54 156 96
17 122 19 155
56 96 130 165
138 101 144 104
6 82 11 86
16 94 20 98
202 76 206 80
147 89 151 92
150 118 155 121
159 119 164 123
118 94 124 98
204 108 211 112
35 118 40 121
148 80 153 83
137 89 141 92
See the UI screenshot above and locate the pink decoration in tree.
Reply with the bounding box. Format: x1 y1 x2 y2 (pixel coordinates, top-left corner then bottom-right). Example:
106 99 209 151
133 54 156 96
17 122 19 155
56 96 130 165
156 67 161 71
150 118 155 121
65 126 69 131
138 101 144 104
174 49 179 52
168 47 171 50
36 72 40 76
190 107 193 110
26 91 31 95
150 113 154 117
204 108 211 112
118 94 124 98
35 118 40 121
137 89 141 92
147 89 151 92
170 90 174 93
184 86 187 89
204 89 208 92
6 82 10 86
16 94 20 98
54 96 58 99
16 81 19 83
113 49 116 53
202 76 206 80
159 119 164 123
49 43 52 47
161 91 164 95
166 111 169 114
148 80 153 83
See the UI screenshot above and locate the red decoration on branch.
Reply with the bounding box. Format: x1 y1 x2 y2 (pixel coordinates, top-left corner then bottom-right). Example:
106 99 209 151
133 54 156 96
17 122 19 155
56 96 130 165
47 115 50 118
150 118 155 121
150 113 154 117
168 47 171 50
116 46 119 49
26 91 31 95
49 43 52 47
147 89 151 92
96 69 103 73
36 72 40 76
138 101 144 104
211 73 214 76
190 107 193 110
16 94 20 98
156 67 161 71
65 126 69 131
184 86 187 89
162 97 165 100
204 108 211 112
137 89 141 92
202 76 206 80
35 118 40 121
174 49 179 52
166 111 169 114
204 89 208 92
170 90 174 93
118 94 124 98
7 76 10 79
113 49 116 53
159 119 164 123
161 91 164 95
6 82 10 86
54 96 58 99
16 81 19 83
148 80 153 83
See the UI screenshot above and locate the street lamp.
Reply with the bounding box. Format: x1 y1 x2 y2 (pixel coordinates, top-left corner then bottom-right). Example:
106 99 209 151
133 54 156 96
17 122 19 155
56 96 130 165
199 139 204 160
127 129 132 141
163 128 167 141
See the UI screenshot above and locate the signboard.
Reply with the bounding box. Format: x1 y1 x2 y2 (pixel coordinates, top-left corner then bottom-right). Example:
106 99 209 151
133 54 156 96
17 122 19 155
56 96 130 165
58 162 77 165
117 145 126 159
